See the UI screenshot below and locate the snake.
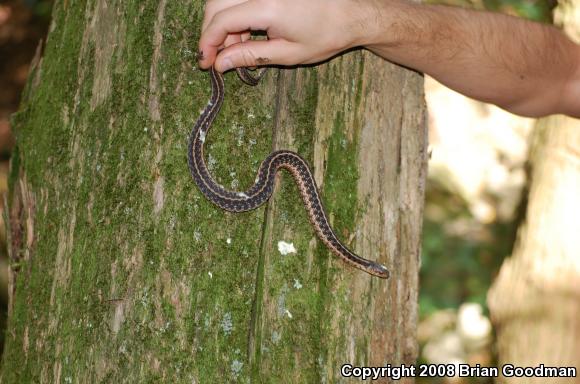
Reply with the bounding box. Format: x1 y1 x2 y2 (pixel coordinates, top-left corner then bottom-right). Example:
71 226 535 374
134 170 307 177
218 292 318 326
188 66 390 279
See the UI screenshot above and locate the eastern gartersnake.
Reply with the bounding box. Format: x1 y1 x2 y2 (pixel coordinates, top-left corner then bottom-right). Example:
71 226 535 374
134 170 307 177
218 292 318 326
188 67 389 279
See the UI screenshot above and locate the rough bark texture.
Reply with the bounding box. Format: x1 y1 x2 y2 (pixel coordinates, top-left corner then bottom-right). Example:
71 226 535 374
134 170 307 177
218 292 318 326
487 2 580 381
1 0 427 382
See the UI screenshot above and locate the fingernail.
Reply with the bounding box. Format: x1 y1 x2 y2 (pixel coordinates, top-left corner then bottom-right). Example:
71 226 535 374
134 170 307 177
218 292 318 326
221 57 234 72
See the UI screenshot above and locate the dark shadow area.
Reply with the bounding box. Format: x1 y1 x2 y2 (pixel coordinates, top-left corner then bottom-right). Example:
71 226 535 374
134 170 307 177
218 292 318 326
0 0 52 358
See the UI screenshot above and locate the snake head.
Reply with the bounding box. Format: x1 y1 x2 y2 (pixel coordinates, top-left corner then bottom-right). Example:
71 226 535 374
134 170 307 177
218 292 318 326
368 263 390 279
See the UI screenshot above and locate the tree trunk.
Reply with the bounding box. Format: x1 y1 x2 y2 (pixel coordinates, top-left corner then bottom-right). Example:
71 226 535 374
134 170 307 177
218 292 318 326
487 1 580 381
1 0 427 382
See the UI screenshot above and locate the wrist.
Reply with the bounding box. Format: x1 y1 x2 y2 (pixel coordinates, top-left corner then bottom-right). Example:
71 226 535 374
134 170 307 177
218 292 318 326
350 0 412 50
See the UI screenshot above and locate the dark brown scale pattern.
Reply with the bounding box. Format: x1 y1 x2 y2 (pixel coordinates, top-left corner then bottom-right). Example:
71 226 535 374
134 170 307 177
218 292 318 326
188 67 390 279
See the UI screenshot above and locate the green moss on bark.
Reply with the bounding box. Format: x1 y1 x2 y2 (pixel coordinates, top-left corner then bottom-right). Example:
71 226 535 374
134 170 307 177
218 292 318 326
2 2 424 382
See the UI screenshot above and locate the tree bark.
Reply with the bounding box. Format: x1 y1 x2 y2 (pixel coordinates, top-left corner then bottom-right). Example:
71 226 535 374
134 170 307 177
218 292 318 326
487 1 580 381
1 0 427 382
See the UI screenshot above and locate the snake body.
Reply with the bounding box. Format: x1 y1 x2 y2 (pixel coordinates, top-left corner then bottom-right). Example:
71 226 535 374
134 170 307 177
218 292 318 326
188 67 389 279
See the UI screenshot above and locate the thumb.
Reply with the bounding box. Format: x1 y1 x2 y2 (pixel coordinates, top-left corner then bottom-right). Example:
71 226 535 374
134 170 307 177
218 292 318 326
215 39 298 72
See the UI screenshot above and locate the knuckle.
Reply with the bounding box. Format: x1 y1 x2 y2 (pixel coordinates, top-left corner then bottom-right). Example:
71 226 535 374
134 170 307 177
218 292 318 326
204 0 222 15
207 0 240 23
239 44 258 67
203 1 218 21
212 8 226 25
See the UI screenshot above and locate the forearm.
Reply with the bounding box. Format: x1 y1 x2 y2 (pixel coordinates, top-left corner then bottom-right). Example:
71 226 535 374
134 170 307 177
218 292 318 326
363 1 580 117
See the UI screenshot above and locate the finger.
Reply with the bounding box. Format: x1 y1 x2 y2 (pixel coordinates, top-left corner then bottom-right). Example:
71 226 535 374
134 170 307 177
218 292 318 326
199 1 272 68
224 33 243 48
202 0 248 32
215 39 300 72
240 31 252 42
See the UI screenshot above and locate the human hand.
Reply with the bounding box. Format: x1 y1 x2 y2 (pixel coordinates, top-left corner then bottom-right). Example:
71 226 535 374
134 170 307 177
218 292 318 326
198 0 381 72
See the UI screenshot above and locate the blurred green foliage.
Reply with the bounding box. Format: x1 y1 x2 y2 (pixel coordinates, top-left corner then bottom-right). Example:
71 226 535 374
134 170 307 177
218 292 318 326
426 0 556 21
483 0 557 22
419 0 554 321
23 0 53 18
420 184 518 318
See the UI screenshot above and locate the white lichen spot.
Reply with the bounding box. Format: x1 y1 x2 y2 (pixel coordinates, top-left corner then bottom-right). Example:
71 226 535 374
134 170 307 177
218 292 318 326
226 238 232 244
231 122 244 145
285 309 293 319
64 377 72 384
271 330 281 344
207 154 217 170
140 288 150 307
96 163 102 172
208 271 213 279
231 179 239 189
144 127 148 132
159 321 171 333
247 112 255 119
277 241 297 255
293 279 303 290
237 192 249 198
221 312 233 335
199 130 206 143
249 138 257 146
231 359 243 377
194 230 201 242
